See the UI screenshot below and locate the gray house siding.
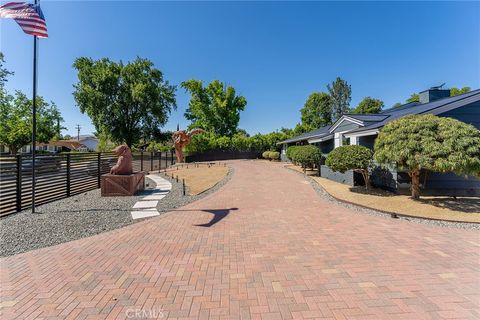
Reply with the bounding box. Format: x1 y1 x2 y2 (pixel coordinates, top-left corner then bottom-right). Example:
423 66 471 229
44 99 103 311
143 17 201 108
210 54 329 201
358 135 377 150
319 140 334 154
320 166 355 186
439 101 480 129
333 121 360 133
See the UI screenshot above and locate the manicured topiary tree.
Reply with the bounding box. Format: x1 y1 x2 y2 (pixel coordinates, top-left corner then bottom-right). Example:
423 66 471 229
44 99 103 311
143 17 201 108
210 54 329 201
294 145 322 169
325 145 373 189
269 151 280 161
374 114 480 199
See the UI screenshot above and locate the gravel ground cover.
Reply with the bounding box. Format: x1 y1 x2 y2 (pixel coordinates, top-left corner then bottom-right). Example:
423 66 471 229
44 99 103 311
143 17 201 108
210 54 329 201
284 164 480 230
0 168 233 257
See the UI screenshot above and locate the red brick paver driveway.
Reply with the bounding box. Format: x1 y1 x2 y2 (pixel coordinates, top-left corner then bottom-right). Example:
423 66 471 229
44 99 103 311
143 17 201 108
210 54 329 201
1 160 479 319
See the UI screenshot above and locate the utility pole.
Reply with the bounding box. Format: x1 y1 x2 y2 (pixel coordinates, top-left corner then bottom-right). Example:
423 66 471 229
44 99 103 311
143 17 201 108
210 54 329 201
76 124 81 141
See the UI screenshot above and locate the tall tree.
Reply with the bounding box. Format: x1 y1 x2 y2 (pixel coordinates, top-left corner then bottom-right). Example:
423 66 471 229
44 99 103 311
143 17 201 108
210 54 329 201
0 52 13 88
181 79 246 136
352 97 384 114
0 91 63 154
450 86 471 96
73 57 176 147
406 93 419 103
300 92 333 128
327 77 351 120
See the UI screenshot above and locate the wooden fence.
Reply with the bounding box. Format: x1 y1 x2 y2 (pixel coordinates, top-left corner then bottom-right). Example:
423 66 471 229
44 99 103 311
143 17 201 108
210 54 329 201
0 151 175 217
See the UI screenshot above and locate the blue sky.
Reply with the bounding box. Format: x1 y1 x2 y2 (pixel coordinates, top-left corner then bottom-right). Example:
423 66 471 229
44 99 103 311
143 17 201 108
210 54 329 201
1 1 479 137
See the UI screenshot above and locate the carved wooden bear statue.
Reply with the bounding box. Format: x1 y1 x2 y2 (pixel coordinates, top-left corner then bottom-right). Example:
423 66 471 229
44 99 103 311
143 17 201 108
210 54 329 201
110 144 133 175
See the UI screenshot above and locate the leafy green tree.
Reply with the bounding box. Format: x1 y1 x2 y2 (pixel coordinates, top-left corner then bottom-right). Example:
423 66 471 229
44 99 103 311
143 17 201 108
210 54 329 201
0 91 63 154
406 93 419 103
300 92 333 128
0 52 13 88
73 57 176 147
352 97 384 114
450 87 471 96
236 128 249 137
325 145 373 189
392 102 402 108
292 123 314 136
181 79 247 136
374 114 480 199
327 77 351 120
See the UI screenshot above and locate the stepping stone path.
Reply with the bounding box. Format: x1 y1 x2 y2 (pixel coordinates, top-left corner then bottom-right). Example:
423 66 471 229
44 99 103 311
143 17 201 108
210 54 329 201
130 174 172 219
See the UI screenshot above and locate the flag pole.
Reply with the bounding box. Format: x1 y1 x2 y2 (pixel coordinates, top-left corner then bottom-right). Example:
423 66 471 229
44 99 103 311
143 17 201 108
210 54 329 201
31 0 38 213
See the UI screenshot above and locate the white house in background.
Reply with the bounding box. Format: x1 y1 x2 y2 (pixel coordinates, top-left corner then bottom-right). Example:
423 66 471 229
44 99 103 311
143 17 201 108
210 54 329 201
0 134 99 154
75 135 99 151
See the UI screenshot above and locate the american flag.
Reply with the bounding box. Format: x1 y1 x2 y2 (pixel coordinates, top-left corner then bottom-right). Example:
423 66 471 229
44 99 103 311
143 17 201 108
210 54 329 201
0 2 48 38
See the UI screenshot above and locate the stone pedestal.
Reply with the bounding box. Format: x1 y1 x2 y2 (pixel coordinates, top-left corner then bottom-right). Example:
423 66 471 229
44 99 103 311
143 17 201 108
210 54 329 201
101 172 145 196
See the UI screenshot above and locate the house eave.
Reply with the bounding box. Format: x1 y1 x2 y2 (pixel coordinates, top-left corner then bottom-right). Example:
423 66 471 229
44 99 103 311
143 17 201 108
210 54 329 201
344 129 379 138
308 134 334 144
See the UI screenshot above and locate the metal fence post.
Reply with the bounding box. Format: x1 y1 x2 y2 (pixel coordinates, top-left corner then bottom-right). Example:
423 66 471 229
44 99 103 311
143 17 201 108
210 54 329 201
171 150 174 165
150 152 153 172
164 151 167 169
97 153 101 188
16 155 22 212
66 154 71 197
140 151 144 171
158 152 161 171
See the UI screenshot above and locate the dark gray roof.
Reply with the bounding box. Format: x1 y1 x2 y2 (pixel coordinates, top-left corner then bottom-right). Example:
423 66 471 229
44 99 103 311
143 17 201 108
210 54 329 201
278 89 480 144
277 125 331 145
346 89 480 135
380 102 420 114
343 114 389 122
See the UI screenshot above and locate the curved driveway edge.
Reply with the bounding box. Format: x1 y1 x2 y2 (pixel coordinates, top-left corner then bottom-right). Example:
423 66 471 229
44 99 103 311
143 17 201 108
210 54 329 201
1 160 478 319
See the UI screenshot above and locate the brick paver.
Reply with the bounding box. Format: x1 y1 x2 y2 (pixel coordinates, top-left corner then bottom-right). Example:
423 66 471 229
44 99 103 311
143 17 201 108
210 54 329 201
1 160 479 319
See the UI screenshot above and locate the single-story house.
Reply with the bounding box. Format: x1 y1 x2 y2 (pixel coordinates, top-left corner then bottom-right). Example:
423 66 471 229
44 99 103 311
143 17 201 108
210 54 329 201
278 88 480 196
0 135 99 154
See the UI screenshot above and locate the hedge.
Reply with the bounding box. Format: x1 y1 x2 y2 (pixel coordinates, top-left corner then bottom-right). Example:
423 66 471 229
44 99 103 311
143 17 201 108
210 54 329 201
185 132 290 155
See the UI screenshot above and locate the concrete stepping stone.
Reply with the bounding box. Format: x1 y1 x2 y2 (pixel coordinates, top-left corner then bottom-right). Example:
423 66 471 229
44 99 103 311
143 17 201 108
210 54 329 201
132 201 158 209
130 174 172 219
131 209 160 219
143 194 166 200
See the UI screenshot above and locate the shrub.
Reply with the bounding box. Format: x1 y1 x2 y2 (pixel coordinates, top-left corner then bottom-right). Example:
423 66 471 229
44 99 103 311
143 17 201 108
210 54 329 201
374 114 480 199
269 151 280 160
325 145 373 188
286 145 300 161
291 145 322 169
262 151 272 159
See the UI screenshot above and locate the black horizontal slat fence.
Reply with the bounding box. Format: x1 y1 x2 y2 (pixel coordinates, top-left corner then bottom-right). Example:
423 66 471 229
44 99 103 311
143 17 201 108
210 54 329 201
0 150 175 217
